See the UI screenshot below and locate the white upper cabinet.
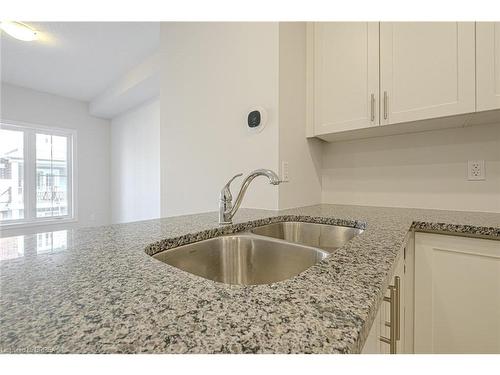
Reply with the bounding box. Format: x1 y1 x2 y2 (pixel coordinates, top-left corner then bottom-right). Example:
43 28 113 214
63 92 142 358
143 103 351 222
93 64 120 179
309 22 500 140
476 22 500 111
380 22 476 125
380 22 475 125
312 22 379 135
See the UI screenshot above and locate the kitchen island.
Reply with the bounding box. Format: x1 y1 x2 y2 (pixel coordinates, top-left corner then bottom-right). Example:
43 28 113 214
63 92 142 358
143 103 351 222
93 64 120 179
1 204 499 354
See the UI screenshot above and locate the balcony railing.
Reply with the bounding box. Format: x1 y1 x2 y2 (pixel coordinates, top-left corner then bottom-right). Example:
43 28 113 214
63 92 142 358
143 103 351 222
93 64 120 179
37 190 66 202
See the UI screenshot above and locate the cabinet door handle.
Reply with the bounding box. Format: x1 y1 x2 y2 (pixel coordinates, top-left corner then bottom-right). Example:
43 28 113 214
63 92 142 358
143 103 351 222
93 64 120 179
370 93 375 122
380 275 401 354
383 91 388 120
395 276 401 340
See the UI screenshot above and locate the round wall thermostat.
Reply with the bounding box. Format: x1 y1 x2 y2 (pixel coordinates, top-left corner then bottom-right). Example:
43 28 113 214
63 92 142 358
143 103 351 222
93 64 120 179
247 107 267 133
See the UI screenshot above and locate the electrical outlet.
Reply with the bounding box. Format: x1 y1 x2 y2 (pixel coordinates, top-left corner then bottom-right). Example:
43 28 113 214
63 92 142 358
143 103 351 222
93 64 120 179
281 161 289 182
467 160 485 181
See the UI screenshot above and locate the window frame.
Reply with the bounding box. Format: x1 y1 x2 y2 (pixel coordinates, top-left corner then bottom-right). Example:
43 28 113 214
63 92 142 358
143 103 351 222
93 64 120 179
0 120 77 228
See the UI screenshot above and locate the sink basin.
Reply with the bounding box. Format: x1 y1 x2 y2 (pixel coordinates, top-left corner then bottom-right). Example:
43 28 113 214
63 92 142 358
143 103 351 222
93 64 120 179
250 221 363 253
152 234 328 285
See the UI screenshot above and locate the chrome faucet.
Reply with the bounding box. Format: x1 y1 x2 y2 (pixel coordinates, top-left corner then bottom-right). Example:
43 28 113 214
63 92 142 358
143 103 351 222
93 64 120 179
219 169 282 225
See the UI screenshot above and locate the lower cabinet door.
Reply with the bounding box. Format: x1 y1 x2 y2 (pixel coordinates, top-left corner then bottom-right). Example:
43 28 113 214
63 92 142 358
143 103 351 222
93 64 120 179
362 307 383 353
414 233 500 353
362 253 406 354
380 255 406 354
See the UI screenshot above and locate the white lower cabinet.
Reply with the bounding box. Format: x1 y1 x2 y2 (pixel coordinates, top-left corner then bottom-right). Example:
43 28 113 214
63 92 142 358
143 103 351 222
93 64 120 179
362 252 407 354
414 233 500 353
361 303 383 353
362 232 499 354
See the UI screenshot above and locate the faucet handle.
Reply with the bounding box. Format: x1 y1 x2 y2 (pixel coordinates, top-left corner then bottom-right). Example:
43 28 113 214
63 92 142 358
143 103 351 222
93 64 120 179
221 173 243 201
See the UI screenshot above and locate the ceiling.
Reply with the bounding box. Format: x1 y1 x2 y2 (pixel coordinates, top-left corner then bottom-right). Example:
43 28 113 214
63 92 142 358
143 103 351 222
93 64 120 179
1 22 159 101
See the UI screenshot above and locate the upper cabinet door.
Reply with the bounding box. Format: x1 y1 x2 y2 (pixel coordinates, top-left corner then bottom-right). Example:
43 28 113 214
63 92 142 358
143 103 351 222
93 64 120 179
476 22 500 111
313 22 379 135
380 22 475 125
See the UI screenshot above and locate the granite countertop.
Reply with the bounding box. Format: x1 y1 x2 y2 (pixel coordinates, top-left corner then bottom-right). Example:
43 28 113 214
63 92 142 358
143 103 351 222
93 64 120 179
1 204 499 354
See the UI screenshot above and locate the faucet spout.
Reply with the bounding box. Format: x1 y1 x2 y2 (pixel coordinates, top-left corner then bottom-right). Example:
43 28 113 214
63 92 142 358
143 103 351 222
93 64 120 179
250 168 281 185
219 169 281 225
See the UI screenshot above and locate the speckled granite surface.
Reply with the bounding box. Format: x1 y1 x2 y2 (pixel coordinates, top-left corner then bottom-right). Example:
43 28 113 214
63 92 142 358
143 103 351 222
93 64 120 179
1 204 499 354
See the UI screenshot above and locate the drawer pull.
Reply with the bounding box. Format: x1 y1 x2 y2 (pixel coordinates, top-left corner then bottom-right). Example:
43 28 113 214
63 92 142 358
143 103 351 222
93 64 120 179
370 93 375 122
379 275 401 354
383 91 388 120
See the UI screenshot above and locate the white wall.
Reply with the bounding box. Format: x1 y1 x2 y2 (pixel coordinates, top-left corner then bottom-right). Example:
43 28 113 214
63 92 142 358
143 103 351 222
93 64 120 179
110 98 160 223
90 53 160 119
322 123 500 212
278 23 323 209
160 22 281 217
0 83 111 234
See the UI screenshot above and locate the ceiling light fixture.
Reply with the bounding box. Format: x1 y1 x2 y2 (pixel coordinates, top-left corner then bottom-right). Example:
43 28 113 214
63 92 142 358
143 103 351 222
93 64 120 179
0 21 37 41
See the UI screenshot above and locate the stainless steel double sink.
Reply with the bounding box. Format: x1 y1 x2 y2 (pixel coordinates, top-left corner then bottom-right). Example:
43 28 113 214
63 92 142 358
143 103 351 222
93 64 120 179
152 221 363 285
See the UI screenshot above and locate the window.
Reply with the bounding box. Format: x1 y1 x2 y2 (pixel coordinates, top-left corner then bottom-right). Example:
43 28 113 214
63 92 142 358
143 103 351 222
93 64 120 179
36 134 69 218
0 128 24 221
0 122 75 226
